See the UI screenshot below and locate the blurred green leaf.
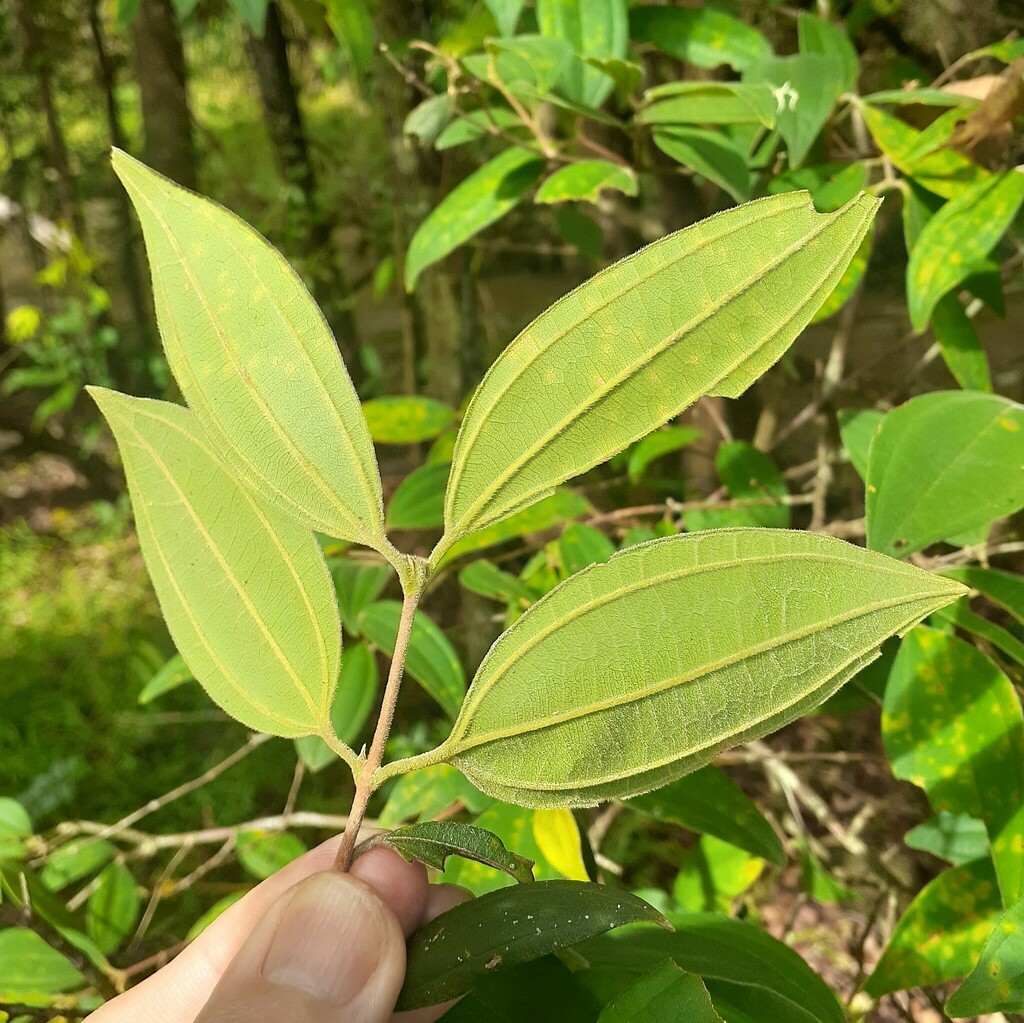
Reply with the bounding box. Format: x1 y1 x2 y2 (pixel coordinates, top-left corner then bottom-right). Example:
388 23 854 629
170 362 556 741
330 558 391 635
905 812 989 866
458 560 534 607
798 13 858 91
404 95 454 145
837 408 883 481
865 392 1024 558
41 841 115 892
186 890 249 941
932 598 1024 671
535 161 637 205
947 897 1024 1016
627 426 702 484
228 0 269 35
673 835 764 913
387 463 450 530
435 108 524 151
236 831 307 880
0 800 31 861
931 294 991 391
941 567 1024 626
866 859 1001 996
812 221 873 322
379 765 493 827
685 441 789 530
640 82 775 127
653 128 750 202
481 36 575 95
559 523 615 575
363 396 456 444
484 0 526 36
86 863 139 954
137 653 193 705
630 5 772 72
599 960 724 1022
0 929 83 1007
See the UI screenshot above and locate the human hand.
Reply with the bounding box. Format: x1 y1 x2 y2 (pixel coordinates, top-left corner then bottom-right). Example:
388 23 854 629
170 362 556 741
89 834 468 1023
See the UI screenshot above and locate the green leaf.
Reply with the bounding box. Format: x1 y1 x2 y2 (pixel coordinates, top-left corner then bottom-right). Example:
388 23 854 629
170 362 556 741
838 409 883 482
863 88 979 108
905 811 989 866
933 598 1024 671
799 838 856 904
629 5 772 73
397 880 667 1011
359 601 466 718
113 0 142 31
907 171 1024 331
559 523 615 576
41 840 115 891
860 103 986 199
865 391 1024 558
329 558 391 635
883 627 1024 903
640 83 776 128
627 426 702 484
0 929 83 1006
653 128 750 203
236 831 308 880
811 222 873 322
0 800 31 862
578 916 844 1023
227 0 268 35
387 463 449 530
362 396 456 444
137 652 193 705
745 54 845 168
443 490 592 565
405 148 546 290
947 897 1024 1016
379 765 492 827
110 150 386 547
931 294 991 391
186 890 249 941
484 0 525 37
535 161 637 205
439 956 602 1022
941 567 1024 626
865 859 1001 996
435 108 524 151
295 642 378 772
484 36 575 96
441 193 878 545
404 95 454 145
673 835 765 913
357 821 535 883
86 863 139 954
442 529 964 807
600 960 724 1022
536 0 628 108
685 441 789 530
324 0 375 75
584 56 643 100
797 13 858 92
89 391 341 739
459 560 534 607
629 765 785 866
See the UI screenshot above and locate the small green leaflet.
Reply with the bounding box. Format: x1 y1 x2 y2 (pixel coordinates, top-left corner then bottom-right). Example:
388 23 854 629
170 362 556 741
0 928 83 1006
137 652 193 705
387 463 449 530
236 831 307 880
599 960 724 1022
89 391 341 739
838 408 883 481
362 396 456 444
684 441 789 530
535 161 637 205
0 799 31 861
40 840 115 891
110 151 387 549
865 391 1024 558
356 821 535 883
907 171 1024 331
458 560 534 608
627 425 702 483
628 765 785 866
441 529 964 807
905 812 989 867
405 148 546 290
947 897 1024 1016
86 863 139 954
559 523 615 575
440 192 878 547
396 880 667 1010
931 294 992 392
883 627 1024 904
435 107 524 151
866 859 1002 996
358 601 466 718
797 12 858 93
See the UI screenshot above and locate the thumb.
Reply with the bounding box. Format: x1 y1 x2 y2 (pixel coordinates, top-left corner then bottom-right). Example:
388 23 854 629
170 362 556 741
195 869 408 1023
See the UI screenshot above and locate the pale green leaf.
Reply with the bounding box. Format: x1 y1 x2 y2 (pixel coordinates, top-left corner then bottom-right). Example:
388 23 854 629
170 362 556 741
41 840 115 891
837 408 883 481
405 148 546 290
866 859 1001 996
458 560 534 607
441 529 964 807
865 391 1024 558
227 0 268 35
110 150 386 547
359 601 466 718
295 642 378 772
403 95 453 145
863 88 980 107
484 36 575 96
599 960 724 1022
137 653 193 705
629 5 772 73
653 127 750 203
329 558 391 635
673 835 764 913
905 812 989 866
535 161 637 205
236 831 307 880
907 171 1024 331
884 627 1024 903
484 0 525 37
440 192 878 546
640 83 776 127
362 396 456 444
86 863 139 954
89 390 341 738
0 799 31 862
947 897 1024 1016
0 928 83 1006
536 0 628 108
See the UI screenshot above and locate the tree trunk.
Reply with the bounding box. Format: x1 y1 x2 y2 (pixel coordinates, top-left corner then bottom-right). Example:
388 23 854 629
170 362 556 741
131 0 197 189
88 0 156 393
245 2 364 387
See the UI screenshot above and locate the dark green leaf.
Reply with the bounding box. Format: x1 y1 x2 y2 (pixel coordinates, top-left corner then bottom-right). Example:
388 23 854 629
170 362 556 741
357 821 534 883
559 523 615 576
933 598 1024 670
941 566 1024 626
330 558 391 635
629 765 785 866
387 463 450 530
435 108 524 151
947 897 1024 1016
685 441 789 530
397 880 667 1011
797 13 858 92
931 294 992 391
905 812 989 866
599 959 723 1022
866 859 1001 996
653 128 750 202
458 561 534 607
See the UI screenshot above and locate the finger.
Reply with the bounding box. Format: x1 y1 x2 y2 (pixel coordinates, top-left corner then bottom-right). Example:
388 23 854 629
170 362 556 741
392 884 474 1023
351 847 428 937
194 869 406 1023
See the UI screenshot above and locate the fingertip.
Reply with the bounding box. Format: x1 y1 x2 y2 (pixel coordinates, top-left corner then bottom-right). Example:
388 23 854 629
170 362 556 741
350 847 429 937
421 883 473 927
